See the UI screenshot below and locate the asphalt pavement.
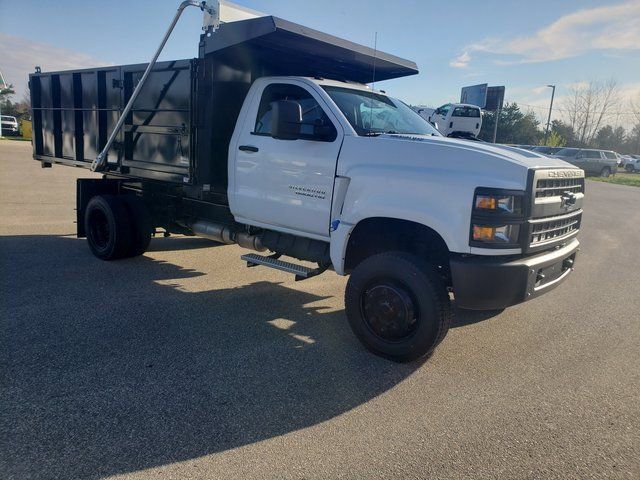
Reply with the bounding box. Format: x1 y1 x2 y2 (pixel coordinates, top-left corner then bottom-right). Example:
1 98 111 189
1 140 638 479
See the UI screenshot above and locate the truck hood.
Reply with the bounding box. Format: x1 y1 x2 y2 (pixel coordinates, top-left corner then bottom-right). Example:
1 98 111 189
381 134 578 170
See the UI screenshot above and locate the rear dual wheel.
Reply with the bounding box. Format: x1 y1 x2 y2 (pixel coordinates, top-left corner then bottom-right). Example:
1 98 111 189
85 194 152 260
345 252 451 362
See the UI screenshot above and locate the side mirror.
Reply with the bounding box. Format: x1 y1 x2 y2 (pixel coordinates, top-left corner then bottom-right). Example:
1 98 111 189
271 100 302 140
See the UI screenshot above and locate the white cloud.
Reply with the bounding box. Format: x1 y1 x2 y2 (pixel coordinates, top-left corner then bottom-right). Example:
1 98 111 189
450 1 640 66
449 51 471 68
564 81 590 90
0 33 111 99
532 86 549 95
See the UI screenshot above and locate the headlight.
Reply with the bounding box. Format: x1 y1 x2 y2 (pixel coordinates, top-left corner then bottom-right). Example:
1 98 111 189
472 224 520 244
470 188 526 248
474 192 522 215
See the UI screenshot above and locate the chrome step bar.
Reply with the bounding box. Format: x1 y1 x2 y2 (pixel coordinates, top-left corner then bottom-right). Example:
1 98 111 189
241 253 327 281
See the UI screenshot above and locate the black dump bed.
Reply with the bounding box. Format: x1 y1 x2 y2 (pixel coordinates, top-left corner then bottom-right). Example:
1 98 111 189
31 60 195 183
30 15 418 193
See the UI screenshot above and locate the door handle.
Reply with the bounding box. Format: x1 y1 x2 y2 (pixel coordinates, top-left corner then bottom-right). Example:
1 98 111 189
239 145 259 153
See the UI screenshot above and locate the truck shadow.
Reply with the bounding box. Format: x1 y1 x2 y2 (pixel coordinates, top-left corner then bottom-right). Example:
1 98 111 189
147 235 225 252
450 307 505 328
1 235 420 479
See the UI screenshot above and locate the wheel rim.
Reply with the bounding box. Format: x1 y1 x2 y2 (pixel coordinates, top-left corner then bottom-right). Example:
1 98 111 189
602 168 610 177
88 209 110 251
360 282 419 342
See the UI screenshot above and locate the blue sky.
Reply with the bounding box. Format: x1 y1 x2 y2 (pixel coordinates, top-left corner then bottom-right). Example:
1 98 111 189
1 0 639 125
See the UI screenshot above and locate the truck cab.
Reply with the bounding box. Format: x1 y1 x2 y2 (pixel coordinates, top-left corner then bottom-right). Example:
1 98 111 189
28 13 584 363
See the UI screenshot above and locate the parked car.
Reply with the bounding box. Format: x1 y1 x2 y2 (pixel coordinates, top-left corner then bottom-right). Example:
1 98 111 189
619 154 633 168
1 115 20 136
625 155 640 173
603 150 622 167
532 146 564 156
552 148 617 177
419 103 482 138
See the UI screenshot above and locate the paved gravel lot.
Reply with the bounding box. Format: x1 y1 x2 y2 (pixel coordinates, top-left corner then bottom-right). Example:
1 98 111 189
1 140 639 479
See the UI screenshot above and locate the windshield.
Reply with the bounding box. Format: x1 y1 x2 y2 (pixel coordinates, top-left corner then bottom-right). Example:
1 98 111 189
555 148 579 157
322 86 440 137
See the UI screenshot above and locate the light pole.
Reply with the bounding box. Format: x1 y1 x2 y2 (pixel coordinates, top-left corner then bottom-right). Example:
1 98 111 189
0 69 5 139
544 84 556 145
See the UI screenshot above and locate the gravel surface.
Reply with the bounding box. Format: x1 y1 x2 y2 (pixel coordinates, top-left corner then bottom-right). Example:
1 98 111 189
1 141 638 479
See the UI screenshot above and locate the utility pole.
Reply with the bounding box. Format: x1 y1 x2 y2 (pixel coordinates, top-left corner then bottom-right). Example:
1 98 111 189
544 84 556 145
491 107 501 143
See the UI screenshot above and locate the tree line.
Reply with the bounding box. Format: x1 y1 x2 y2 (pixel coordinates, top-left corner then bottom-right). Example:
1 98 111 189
479 80 640 155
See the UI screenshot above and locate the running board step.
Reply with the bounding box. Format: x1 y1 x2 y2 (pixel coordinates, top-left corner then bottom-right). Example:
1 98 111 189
241 253 326 281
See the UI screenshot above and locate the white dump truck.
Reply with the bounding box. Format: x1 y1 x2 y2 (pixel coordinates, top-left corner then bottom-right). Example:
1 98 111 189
29 2 584 361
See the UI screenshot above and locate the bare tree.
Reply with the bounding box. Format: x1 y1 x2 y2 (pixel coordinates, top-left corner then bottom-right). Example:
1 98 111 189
562 79 619 145
630 92 640 126
21 83 31 110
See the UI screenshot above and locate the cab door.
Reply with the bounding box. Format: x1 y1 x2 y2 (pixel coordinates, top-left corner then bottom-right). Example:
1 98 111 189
584 150 603 174
231 81 342 239
572 150 587 170
431 104 451 134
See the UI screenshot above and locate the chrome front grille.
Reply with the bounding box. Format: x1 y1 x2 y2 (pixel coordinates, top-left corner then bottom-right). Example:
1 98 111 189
535 177 584 198
529 211 582 247
530 168 585 224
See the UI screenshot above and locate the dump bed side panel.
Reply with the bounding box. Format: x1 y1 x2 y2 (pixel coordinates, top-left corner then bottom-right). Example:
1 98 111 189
30 60 195 184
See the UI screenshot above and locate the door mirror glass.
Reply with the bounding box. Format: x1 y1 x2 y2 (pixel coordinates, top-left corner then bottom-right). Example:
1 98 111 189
271 100 302 140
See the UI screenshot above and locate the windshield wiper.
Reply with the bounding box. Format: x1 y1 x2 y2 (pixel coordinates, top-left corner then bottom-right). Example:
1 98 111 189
362 130 398 136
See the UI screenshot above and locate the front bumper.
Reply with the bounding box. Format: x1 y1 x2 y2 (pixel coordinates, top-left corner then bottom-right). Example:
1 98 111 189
450 238 579 310
1 126 20 135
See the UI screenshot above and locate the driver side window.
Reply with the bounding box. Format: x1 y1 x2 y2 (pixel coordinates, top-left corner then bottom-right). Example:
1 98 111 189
437 104 451 116
254 83 337 142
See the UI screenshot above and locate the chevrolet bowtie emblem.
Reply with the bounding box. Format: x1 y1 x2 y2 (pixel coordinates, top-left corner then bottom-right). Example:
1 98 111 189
560 191 577 208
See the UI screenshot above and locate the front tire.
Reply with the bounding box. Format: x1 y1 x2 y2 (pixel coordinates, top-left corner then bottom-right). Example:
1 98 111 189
600 167 611 178
345 252 451 362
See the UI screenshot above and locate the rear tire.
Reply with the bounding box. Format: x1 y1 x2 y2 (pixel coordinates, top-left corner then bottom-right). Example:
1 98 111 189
600 167 611 178
626 164 635 173
121 195 152 257
345 252 451 362
84 195 134 261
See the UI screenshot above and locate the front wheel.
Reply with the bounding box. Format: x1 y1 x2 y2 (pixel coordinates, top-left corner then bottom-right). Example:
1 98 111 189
600 167 611 178
626 164 636 173
345 252 451 362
